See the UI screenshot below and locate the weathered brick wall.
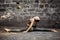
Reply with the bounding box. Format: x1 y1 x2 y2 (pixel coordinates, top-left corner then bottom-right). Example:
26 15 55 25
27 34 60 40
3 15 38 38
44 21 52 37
0 0 60 28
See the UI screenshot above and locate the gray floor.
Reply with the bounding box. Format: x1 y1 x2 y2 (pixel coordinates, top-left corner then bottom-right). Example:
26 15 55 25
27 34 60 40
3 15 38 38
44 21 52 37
0 29 60 40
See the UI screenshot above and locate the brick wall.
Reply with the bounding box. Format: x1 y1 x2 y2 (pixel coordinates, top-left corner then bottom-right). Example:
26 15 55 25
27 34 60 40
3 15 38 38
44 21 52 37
0 0 60 28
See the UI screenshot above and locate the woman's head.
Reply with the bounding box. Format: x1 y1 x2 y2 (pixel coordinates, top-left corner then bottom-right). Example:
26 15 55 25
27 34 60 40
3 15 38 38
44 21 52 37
33 16 40 20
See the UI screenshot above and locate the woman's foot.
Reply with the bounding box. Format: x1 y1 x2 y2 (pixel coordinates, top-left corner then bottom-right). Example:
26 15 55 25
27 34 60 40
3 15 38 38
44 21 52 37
51 29 58 32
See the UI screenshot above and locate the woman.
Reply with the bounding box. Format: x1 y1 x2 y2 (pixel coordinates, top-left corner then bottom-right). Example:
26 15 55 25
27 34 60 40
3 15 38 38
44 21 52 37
25 16 40 32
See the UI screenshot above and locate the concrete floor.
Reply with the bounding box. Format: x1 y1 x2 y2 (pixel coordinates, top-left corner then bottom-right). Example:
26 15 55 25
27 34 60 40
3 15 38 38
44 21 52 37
0 29 60 40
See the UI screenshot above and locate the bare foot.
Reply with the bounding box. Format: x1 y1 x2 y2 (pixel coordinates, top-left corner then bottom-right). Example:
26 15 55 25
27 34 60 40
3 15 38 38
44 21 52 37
51 29 58 32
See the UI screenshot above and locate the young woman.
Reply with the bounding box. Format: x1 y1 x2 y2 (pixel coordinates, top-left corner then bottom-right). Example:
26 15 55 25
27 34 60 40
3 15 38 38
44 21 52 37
25 16 40 32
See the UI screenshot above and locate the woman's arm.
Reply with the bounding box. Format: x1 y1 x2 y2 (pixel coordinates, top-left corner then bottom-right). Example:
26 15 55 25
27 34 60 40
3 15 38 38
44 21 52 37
25 19 34 32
